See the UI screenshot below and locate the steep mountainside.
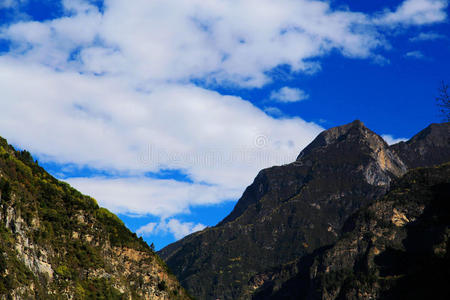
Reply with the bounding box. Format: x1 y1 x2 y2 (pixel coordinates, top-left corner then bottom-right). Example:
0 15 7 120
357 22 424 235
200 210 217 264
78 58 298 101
251 122 450 299
308 163 450 300
254 163 450 299
390 122 450 168
0 137 191 299
160 121 450 299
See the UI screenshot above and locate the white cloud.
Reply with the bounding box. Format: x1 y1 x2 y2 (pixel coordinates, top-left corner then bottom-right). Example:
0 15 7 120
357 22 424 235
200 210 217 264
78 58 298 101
405 50 425 59
410 31 446 41
270 87 309 103
66 176 241 218
375 0 448 26
136 222 157 236
137 219 206 240
3 0 445 88
0 57 322 184
382 134 408 145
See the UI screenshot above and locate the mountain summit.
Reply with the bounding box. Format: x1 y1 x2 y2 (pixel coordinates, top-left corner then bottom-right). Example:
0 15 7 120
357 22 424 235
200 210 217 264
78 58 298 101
159 121 450 300
220 120 406 226
297 120 383 158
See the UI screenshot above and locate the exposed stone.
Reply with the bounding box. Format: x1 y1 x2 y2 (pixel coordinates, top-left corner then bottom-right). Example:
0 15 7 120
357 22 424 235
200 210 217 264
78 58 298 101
391 208 410 227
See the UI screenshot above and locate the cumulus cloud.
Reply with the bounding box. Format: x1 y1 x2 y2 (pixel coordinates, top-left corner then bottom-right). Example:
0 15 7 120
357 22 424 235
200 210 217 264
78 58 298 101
0 58 322 186
3 0 445 88
137 219 206 240
375 0 448 26
270 87 309 103
66 176 241 218
382 134 409 145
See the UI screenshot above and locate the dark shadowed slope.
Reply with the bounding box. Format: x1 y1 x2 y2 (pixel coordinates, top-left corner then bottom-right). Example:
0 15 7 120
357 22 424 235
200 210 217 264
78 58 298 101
254 163 450 300
390 122 450 169
307 162 450 300
159 121 450 300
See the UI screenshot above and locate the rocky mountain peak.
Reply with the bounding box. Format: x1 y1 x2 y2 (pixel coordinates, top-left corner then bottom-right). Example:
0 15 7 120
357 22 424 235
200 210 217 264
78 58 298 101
219 121 407 227
297 120 387 160
296 120 406 183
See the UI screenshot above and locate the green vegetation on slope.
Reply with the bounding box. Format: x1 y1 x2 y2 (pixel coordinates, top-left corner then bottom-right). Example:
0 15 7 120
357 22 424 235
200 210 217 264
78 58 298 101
0 136 190 299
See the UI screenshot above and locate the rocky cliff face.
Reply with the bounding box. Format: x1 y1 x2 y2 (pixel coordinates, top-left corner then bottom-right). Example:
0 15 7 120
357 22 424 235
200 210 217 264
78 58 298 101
159 121 450 300
0 137 191 299
254 163 450 300
306 163 450 300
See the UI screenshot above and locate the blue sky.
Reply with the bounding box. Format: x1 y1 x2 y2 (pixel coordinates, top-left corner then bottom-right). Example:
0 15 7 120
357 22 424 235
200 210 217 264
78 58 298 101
0 0 449 250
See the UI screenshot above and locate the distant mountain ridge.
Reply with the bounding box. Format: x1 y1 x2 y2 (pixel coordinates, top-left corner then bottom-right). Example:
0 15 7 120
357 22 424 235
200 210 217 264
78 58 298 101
159 121 450 300
390 122 450 168
0 137 191 299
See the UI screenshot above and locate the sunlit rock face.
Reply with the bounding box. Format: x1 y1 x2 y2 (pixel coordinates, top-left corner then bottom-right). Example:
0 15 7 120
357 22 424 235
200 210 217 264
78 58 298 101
0 137 190 300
